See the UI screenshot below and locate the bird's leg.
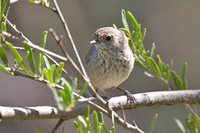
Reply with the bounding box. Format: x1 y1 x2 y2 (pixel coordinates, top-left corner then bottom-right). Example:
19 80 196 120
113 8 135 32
116 87 135 103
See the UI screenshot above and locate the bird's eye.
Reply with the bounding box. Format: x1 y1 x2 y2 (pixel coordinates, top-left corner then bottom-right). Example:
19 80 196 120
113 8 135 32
105 36 112 41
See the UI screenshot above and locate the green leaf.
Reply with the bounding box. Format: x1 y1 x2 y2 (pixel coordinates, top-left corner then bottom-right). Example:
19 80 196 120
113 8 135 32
1 21 6 31
48 85 63 110
24 44 36 73
0 43 8 66
119 28 131 39
127 11 138 31
79 82 88 96
147 57 161 78
150 43 155 58
40 31 48 48
59 78 75 110
74 120 83 133
181 63 188 89
148 113 158 133
174 118 186 133
121 9 130 32
186 114 200 133
48 64 56 84
43 55 50 69
7 42 34 76
37 31 48 75
34 128 41 133
78 116 87 128
135 58 147 69
84 106 90 119
93 111 99 133
0 0 8 22
171 70 183 89
0 64 10 74
162 64 170 80
55 62 64 83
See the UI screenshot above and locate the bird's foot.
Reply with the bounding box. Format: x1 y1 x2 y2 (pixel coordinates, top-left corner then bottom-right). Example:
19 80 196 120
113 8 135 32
116 87 135 103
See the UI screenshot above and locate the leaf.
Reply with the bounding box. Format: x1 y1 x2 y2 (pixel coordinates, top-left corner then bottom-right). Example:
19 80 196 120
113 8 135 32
47 64 56 84
127 11 138 31
147 57 161 78
1 21 6 31
48 85 63 110
186 114 200 133
59 78 75 110
24 44 36 73
174 118 186 133
181 63 188 89
150 43 155 58
55 62 64 83
7 42 34 76
34 128 41 133
43 55 50 69
93 111 99 133
121 9 130 32
84 106 90 119
0 43 8 66
0 64 10 74
119 28 131 39
78 116 87 128
40 31 48 48
171 70 183 89
74 120 83 133
0 0 8 22
79 82 88 96
37 31 48 75
162 64 170 80
148 113 158 133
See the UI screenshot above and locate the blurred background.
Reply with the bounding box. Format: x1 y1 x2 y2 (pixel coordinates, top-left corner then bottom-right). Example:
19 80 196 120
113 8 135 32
0 0 200 132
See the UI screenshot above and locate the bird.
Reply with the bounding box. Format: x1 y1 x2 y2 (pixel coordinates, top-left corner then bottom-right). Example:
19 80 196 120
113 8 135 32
85 27 135 91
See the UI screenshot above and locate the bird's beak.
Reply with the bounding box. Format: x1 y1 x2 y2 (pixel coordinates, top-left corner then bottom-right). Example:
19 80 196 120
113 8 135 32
90 40 97 45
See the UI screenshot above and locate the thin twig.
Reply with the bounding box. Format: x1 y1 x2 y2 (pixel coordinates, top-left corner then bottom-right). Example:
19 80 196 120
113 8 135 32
3 15 67 62
52 0 88 78
51 119 64 133
49 28 83 79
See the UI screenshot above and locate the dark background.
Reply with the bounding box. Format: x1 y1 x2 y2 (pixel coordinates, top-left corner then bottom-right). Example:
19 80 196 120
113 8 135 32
0 0 200 132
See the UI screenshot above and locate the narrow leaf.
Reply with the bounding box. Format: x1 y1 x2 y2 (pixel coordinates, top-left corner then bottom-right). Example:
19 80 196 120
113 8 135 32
37 31 48 75
0 64 10 74
181 63 188 89
150 43 155 58
147 57 161 78
148 113 158 133
171 70 183 89
24 44 36 73
74 120 83 133
7 42 34 76
174 118 186 133
93 111 99 133
127 11 138 31
121 9 130 32
55 62 64 83
48 64 56 84
0 44 8 65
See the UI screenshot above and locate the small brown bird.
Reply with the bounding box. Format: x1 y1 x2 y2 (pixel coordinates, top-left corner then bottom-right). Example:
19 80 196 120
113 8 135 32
85 27 135 91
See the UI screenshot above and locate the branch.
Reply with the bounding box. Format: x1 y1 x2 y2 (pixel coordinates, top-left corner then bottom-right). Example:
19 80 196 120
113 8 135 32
1 90 199 121
108 90 200 110
3 15 67 62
